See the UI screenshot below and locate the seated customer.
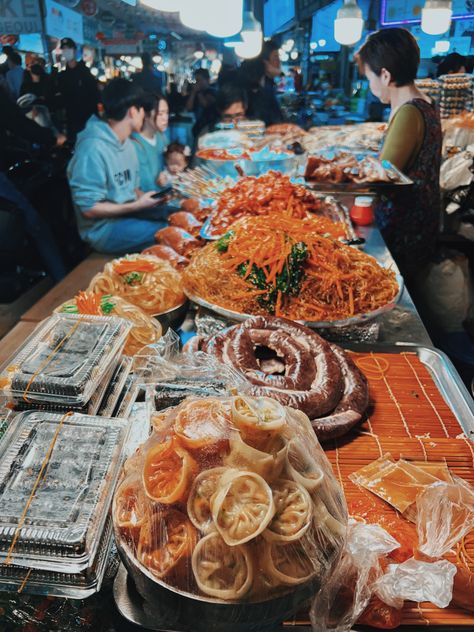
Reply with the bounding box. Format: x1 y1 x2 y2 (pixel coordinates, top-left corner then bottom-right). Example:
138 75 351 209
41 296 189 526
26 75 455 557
132 92 169 192
68 79 168 254
198 84 248 138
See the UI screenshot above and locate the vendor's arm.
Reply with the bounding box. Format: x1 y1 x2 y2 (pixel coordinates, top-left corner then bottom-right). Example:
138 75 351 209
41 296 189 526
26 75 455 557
380 104 424 173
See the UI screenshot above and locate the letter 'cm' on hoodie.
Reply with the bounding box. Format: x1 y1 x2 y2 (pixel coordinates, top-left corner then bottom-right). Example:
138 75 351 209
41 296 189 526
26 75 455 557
67 115 139 251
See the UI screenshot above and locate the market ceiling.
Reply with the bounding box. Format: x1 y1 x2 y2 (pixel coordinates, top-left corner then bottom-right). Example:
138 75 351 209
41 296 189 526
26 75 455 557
96 0 221 42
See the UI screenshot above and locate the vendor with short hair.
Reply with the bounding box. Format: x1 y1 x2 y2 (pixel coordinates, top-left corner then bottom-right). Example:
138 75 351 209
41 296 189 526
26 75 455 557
357 27 441 281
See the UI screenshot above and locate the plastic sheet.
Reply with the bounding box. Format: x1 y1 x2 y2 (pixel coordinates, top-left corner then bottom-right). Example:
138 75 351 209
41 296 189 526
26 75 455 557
133 330 249 418
417 477 474 558
311 521 399 632
374 558 457 609
113 394 347 629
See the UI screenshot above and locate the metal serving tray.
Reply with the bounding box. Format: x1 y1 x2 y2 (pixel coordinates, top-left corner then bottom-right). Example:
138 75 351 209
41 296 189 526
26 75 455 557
305 159 413 193
185 272 404 330
345 343 474 438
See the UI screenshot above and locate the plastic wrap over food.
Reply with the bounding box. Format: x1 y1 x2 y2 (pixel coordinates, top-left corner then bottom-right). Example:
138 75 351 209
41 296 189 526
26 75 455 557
311 521 399 632
113 394 347 623
416 477 474 558
133 330 250 416
374 558 457 609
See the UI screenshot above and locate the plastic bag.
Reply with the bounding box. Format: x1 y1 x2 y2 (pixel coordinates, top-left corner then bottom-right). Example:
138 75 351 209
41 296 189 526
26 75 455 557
415 256 474 333
416 477 474 558
440 150 474 191
113 394 347 631
311 521 399 632
374 558 457 609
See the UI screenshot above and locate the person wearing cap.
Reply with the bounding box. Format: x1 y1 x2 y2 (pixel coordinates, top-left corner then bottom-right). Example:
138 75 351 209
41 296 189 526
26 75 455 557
55 38 100 139
68 78 168 254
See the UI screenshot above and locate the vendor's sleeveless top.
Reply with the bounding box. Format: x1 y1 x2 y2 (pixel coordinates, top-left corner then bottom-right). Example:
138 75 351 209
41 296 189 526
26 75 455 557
375 98 441 279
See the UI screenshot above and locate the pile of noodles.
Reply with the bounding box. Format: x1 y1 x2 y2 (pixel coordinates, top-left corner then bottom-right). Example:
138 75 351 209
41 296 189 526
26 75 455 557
183 216 399 322
88 254 185 316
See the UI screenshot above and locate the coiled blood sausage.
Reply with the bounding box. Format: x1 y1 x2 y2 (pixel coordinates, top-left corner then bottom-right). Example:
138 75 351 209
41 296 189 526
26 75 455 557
199 316 369 441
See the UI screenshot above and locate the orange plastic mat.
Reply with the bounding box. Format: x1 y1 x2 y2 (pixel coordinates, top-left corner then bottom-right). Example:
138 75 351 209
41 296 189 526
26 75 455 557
292 351 474 628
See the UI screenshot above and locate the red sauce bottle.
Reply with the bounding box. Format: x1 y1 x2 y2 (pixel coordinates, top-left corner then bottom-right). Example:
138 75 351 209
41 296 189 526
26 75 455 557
350 196 374 226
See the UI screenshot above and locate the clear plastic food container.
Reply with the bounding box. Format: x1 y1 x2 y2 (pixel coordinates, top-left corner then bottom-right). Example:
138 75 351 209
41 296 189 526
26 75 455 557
0 516 115 598
96 356 133 417
0 411 129 575
0 314 132 407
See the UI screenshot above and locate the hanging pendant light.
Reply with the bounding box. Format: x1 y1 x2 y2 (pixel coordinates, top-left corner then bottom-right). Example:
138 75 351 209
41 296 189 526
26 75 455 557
180 0 209 30
334 0 364 46
206 0 243 38
421 0 452 34
141 0 181 11
234 9 262 59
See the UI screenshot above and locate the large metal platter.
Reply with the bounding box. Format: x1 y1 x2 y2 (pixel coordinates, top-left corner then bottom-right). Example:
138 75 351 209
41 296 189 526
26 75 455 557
343 343 474 438
305 160 413 193
184 273 404 330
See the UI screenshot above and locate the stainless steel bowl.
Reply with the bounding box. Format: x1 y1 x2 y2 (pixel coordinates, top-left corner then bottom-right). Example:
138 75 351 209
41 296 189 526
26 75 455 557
153 300 188 333
115 535 318 632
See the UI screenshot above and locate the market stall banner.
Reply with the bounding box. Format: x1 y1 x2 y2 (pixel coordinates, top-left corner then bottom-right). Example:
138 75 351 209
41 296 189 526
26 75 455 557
45 0 84 43
0 0 42 35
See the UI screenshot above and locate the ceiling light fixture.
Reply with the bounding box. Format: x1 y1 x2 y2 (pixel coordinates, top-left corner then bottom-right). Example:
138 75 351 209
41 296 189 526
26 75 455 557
234 9 262 59
334 0 364 46
421 0 452 34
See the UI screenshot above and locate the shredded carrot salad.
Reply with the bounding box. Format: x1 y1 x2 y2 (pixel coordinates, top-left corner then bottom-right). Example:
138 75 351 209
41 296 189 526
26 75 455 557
183 215 399 321
207 171 347 238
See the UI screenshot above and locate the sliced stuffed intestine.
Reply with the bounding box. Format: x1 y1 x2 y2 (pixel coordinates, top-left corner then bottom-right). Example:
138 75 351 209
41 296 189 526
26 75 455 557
261 538 318 586
230 395 287 436
187 466 227 533
225 431 286 482
192 531 253 600
263 479 313 543
285 436 324 492
211 469 275 545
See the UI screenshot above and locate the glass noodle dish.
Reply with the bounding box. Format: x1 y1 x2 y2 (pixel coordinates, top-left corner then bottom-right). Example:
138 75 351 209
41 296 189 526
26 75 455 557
113 394 347 605
88 254 185 317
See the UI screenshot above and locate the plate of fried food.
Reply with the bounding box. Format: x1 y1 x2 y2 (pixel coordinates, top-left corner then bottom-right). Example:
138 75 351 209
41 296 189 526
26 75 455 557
304 151 413 192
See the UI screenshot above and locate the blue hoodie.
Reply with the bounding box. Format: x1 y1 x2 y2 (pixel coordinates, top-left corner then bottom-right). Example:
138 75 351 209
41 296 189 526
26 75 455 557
131 131 167 192
68 116 139 248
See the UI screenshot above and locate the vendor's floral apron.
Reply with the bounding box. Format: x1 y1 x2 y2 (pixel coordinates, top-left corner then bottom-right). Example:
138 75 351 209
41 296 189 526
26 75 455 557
375 98 441 279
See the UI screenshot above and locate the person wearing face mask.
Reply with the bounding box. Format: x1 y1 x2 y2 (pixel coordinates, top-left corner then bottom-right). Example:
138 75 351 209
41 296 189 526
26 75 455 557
356 27 441 282
20 58 55 112
68 79 164 254
131 93 170 192
56 38 100 140
258 39 284 124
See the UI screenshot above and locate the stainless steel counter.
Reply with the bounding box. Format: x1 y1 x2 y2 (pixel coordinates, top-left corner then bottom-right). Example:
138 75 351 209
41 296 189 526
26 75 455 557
358 225 432 346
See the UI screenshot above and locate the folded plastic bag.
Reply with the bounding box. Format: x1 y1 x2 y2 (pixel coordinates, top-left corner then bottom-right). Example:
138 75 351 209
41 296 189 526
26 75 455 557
374 558 457 609
417 477 474 558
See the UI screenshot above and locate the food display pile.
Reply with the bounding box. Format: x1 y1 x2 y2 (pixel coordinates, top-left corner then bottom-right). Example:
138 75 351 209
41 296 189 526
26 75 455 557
0 153 473 632
114 394 347 602
184 214 398 322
